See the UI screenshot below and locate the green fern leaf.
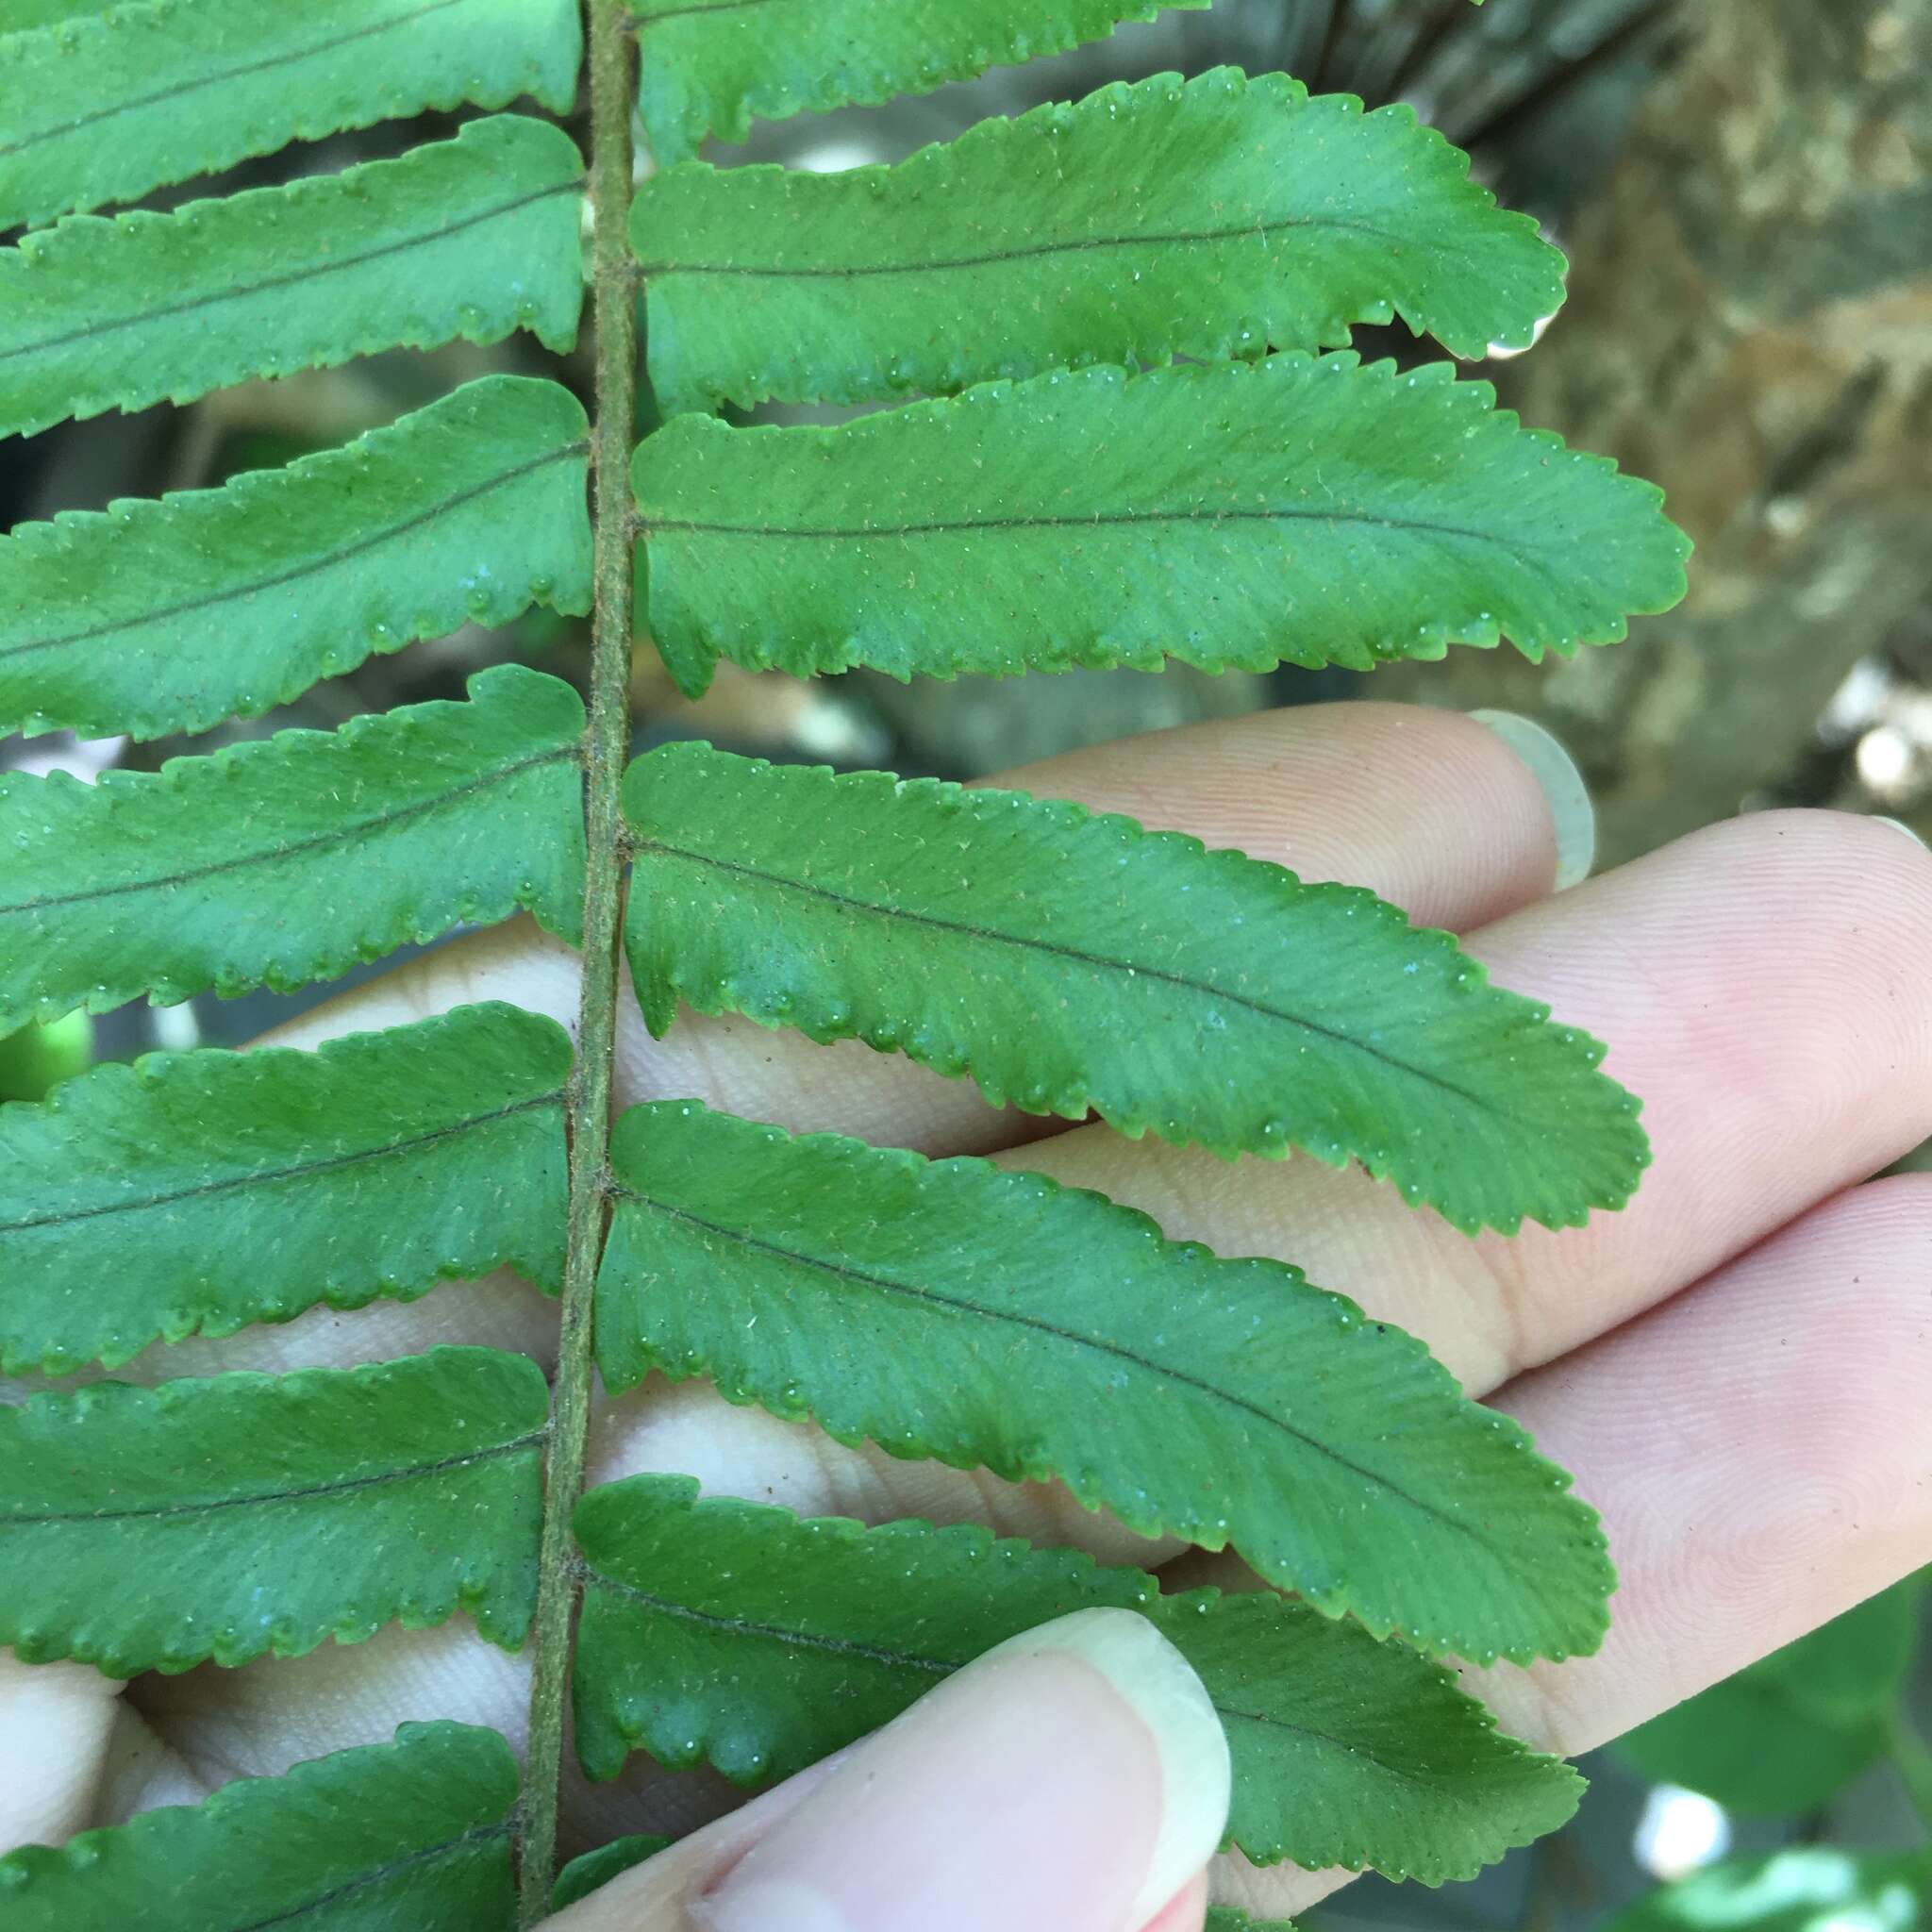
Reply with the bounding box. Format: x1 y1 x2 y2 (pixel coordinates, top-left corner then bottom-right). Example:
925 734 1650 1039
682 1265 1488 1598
0 662 586 1038
1607 1851 1925 1932
0 0 582 232
635 355 1690 696
1206 1914 1297 1932
621 746 1646 1233
0 1347 545 1674
0 1003 571 1376
551 1836 673 1913
633 0 1210 164
0 113 583 441
0 1723 519 1931
0 376 591 742
634 70 1567 414
573 1477 1585 1876
594 1107 1614 1662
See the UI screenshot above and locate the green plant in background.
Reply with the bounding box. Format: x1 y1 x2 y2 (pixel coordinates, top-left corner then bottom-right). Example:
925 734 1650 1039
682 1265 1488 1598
0 1012 88 1104
1607 1577 1932 1931
0 1 1691 1925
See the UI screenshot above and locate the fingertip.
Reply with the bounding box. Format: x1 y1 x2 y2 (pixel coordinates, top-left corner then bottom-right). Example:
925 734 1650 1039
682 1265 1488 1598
689 1607 1226 1932
1468 709 1594 891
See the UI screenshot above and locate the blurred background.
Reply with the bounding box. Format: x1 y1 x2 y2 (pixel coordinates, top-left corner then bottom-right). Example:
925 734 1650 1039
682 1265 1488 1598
4 1 1929 1924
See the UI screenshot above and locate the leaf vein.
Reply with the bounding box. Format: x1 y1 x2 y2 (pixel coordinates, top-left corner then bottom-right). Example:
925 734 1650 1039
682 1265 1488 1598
641 504 1523 553
0 0 475 160
608 1181 1484 1538
627 837 1491 1108
578 1559 1444 1780
0 743 579 918
0 441 589 667
0 1091 565 1236
636 212 1437 283
578 1559 955 1674
0 177 580 369
4 1428 546 1527
227 1823 514 1932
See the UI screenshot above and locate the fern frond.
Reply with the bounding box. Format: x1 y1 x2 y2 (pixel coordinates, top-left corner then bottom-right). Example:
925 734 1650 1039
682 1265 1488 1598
0 1348 545 1674
1208 1914 1297 1932
0 0 583 231
0 1003 571 1376
0 663 586 1037
573 1476 1585 1875
621 746 1646 1233
0 113 583 440
636 354 1690 695
0 375 591 741
633 0 1211 164
593 1106 1614 1662
0 1723 519 1932
551 1836 673 1913
634 69 1568 414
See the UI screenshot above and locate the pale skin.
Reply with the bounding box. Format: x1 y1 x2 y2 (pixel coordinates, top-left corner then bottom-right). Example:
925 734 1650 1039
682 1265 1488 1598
4 701 1930 1929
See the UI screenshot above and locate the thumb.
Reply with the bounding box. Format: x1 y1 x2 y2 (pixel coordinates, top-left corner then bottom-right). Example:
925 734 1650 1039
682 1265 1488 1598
550 1607 1231 1932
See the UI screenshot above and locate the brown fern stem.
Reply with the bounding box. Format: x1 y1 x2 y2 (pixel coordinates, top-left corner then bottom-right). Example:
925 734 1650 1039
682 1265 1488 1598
517 1 638 1919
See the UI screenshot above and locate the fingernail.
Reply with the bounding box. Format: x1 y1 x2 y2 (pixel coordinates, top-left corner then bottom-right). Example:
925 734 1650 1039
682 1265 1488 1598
691 1607 1230 1932
1471 708 1597 891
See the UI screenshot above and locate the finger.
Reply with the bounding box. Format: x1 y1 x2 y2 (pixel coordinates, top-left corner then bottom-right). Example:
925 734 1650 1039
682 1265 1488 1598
1207 1172 1932 1925
548 1608 1226 1932
1001 808 1932 1397
1486 1171 1932 1755
988 702 1561 935
0 1657 120 1851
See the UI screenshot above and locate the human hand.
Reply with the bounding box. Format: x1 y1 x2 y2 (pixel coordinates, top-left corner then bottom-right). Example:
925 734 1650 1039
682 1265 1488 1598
5 700 1928 1928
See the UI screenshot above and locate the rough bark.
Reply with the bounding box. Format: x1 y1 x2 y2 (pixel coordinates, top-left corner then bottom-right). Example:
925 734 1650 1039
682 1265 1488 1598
1381 0 1932 866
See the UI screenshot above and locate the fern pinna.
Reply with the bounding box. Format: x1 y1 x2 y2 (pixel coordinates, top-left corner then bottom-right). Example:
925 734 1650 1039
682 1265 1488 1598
0 1 1690 1924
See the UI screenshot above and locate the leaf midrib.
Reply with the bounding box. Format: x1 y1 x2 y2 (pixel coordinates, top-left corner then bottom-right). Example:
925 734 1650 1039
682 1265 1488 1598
578 1558 1451 1781
641 502 1527 555
0 1090 565 1236
636 210 1442 282
230 1823 513 1932
0 743 579 917
0 441 589 667
0 177 579 368
0 0 476 161
609 1181 1491 1546
629 834 1494 1111
5 1427 545 1527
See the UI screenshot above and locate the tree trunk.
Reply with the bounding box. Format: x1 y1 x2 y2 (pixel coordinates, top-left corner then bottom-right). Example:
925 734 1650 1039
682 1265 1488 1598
1381 0 1932 866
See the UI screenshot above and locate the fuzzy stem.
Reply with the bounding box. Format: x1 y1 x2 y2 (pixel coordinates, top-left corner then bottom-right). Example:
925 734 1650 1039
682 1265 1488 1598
517 3 638 1919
